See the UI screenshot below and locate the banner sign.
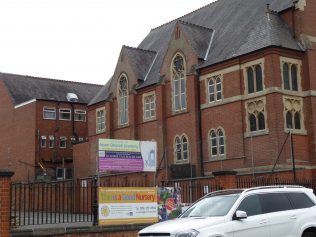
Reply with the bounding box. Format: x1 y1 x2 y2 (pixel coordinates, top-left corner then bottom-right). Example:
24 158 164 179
158 187 182 221
98 139 157 172
98 187 158 225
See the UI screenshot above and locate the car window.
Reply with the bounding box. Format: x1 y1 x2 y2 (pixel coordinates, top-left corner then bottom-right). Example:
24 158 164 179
259 193 292 213
237 194 262 216
287 192 315 209
180 194 239 217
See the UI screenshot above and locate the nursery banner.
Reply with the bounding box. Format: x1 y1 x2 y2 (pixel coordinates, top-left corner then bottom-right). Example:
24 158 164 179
98 187 158 225
98 139 157 172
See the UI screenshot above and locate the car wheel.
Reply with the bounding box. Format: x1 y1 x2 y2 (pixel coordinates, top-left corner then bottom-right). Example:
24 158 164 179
303 232 316 237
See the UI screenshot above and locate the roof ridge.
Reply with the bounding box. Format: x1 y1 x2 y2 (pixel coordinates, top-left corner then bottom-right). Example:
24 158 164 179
122 45 157 54
150 0 220 31
179 20 213 31
0 72 103 87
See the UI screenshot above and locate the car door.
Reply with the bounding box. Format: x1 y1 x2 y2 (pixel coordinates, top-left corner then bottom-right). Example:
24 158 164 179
259 192 295 237
233 194 270 237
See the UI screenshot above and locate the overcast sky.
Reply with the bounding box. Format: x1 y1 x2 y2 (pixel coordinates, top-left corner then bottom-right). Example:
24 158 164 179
0 0 215 85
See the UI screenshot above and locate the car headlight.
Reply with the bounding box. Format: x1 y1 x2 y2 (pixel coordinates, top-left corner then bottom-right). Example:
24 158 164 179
175 229 199 237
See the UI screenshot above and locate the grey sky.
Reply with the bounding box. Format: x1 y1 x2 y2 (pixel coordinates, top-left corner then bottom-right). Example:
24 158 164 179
0 0 215 85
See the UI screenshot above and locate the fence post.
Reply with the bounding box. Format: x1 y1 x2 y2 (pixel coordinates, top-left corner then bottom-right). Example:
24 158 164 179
213 171 238 190
93 175 98 226
0 170 14 237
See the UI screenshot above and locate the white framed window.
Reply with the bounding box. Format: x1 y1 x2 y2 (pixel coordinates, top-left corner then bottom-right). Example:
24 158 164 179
56 167 65 180
43 107 56 120
174 134 189 163
172 53 186 112
284 96 304 132
96 107 105 133
78 137 84 142
70 136 76 144
59 108 71 121
74 110 86 122
208 75 222 102
49 136 54 148
246 98 267 133
41 136 46 148
118 75 129 126
59 136 67 148
143 93 156 121
209 128 225 159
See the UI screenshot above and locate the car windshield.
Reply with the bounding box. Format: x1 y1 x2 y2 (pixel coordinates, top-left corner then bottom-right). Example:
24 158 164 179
180 194 240 218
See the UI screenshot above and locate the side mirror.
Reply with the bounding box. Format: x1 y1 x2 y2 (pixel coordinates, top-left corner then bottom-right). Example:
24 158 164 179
234 210 247 220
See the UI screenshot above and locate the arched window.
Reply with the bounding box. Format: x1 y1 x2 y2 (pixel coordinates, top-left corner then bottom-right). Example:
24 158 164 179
258 112 265 130
284 98 303 131
209 128 225 159
247 68 254 94
246 64 263 94
283 63 290 90
291 65 298 91
172 54 186 112
249 114 257 132
247 99 266 132
282 62 299 91
208 76 222 102
118 75 128 125
255 65 263 92
174 135 189 162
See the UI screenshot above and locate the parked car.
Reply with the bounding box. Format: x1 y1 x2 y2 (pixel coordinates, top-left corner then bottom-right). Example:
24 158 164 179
139 186 316 237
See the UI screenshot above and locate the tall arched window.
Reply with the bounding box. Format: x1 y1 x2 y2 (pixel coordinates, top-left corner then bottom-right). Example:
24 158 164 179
209 128 225 159
283 63 290 90
282 62 299 91
208 75 222 102
247 99 266 132
172 54 186 112
118 75 128 125
284 97 303 131
247 64 263 94
174 135 189 162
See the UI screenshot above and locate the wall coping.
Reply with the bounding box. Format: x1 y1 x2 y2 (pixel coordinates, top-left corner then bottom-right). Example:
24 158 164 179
11 224 151 237
0 170 14 178
212 170 238 176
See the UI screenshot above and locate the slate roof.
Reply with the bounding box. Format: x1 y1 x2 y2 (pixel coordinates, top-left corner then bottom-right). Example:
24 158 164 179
0 72 103 106
91 0 301 104
88 78 112 106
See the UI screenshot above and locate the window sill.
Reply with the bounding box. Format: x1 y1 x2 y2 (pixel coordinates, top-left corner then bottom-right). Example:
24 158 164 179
175 160 189 165
43 118 56 120
171 110 188 117
284 129 307 135
96 130 106 134
143 117 157 123
244 129 269 138
204 156 245 163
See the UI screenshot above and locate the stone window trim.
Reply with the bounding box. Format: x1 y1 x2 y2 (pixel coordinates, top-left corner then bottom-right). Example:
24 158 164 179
173 134 190 164
142 91 156 122
245 97 268 136
59 136 67 149
208 127 226 160
207 74 223 103
242 58 265 95
117 74 129 126
171 52 187 114
283 96 306 135
280 57 302 92
59 108 71 121
96 107 106 134
49 135 54 148
43 107 56 120
74 110 87 122
40 136 46 148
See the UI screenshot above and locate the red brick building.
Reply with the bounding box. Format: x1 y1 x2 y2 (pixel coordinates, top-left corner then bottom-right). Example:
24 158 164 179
74 0 316 182
0 73 102 181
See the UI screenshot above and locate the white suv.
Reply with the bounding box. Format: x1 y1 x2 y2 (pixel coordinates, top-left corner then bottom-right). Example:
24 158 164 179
139 186 316 237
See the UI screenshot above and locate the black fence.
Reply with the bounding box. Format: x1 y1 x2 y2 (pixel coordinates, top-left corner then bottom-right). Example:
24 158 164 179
10 179 96 227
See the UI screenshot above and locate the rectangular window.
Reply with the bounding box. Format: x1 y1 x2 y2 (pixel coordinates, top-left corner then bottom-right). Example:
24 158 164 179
59 136 67 148
41 136 46 148
43 107 56 119
78 137 84 142
56 167 64 180
144 94 156 121
59 109 71 120
96 108 105 133
74 110 86 122
49 136 54 148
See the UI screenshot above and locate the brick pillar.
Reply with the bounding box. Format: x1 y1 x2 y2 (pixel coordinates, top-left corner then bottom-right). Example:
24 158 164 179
0 171 14 237
213 170 238 190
